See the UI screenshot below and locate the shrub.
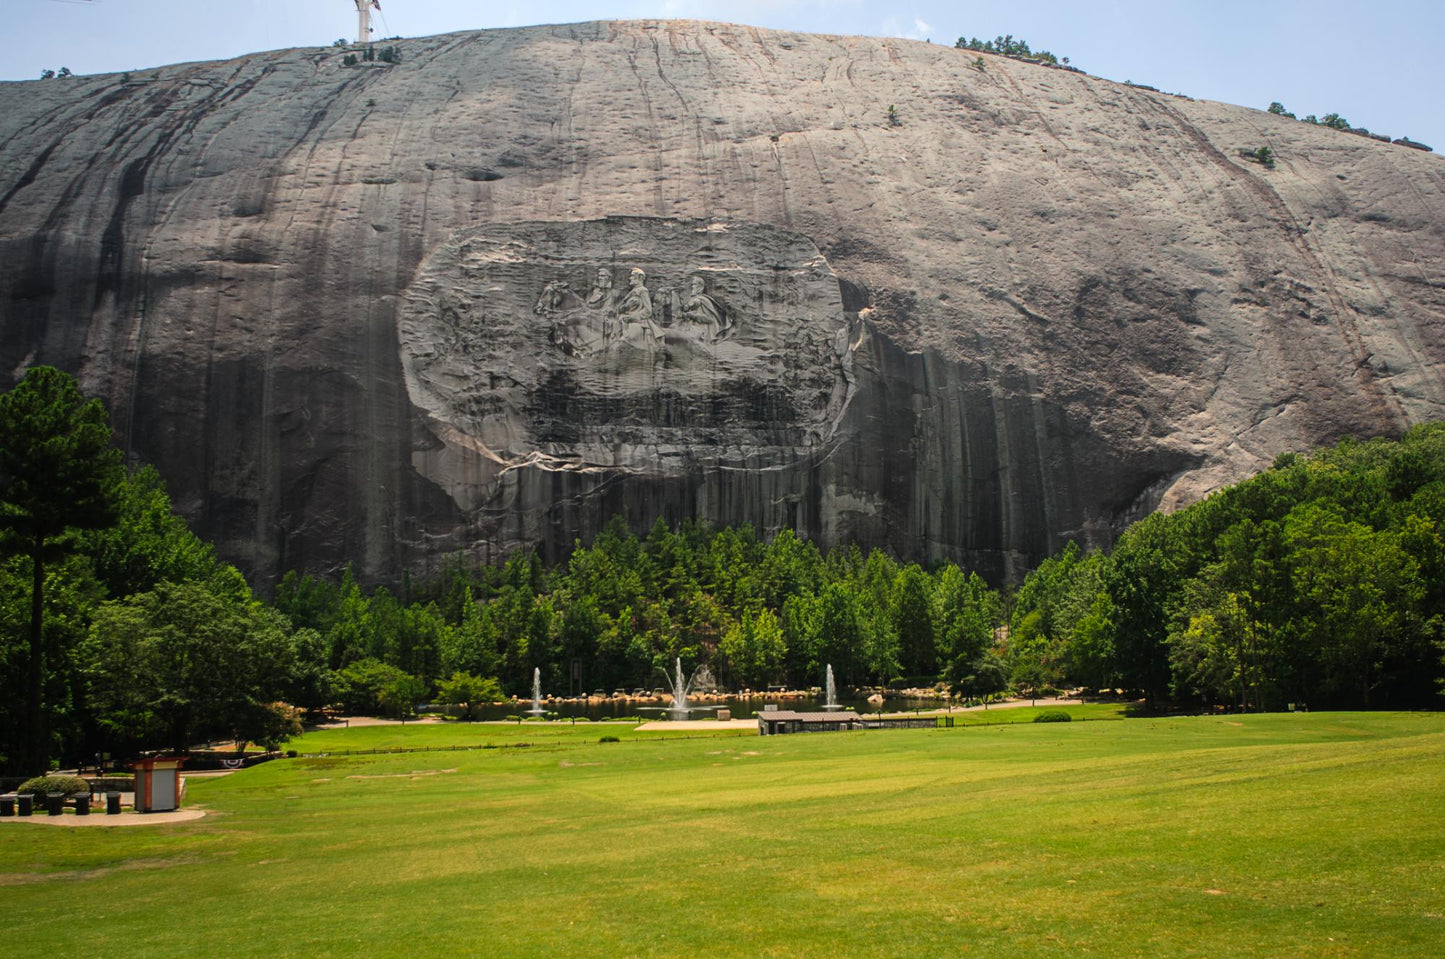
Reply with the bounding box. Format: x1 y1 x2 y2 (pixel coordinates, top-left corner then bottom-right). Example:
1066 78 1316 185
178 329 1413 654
955 34 1062 65
1033 709 1072 723
1238 146 1275 167
18 774 89 796
598 735 621 743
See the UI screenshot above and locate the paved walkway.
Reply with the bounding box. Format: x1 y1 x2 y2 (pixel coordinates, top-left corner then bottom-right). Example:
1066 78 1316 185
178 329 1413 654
0 808 207 827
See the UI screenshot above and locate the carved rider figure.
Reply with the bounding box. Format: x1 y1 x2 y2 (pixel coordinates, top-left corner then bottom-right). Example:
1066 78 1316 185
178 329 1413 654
586 268 614 308
681 275 729 341
533 280 572 316
614 268 663 344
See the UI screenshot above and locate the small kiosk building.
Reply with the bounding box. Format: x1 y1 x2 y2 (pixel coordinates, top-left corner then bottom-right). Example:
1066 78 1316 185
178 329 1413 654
131 757 186 813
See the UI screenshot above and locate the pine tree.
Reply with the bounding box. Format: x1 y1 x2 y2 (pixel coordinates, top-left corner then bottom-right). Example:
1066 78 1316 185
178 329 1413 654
0 367 121 773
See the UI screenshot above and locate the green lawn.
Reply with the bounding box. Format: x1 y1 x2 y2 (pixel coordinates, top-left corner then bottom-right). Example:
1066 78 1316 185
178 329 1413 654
286 702 1128 753
3 712 1442 957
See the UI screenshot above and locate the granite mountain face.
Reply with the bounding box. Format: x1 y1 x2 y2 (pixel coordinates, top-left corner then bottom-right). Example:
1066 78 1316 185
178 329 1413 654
1 20 1442 584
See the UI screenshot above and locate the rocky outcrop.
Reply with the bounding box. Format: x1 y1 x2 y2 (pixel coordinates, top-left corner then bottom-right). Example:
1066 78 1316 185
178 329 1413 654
1 21 1442 584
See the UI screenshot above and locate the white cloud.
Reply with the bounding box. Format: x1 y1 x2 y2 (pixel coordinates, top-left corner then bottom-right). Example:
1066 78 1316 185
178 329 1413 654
880 15 932 41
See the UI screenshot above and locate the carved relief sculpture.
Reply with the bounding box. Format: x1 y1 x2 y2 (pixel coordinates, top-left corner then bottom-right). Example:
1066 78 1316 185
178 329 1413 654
614 267 663 347
586 268 614 308
398 218 859 511
680 275 729 342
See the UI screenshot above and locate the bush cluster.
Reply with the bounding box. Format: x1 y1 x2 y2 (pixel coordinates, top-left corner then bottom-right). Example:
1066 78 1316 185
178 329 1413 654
954 34 1065 66
18 774 89 796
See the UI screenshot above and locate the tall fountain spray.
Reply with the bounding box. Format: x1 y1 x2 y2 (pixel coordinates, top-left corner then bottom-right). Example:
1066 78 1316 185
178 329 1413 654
668 657 691 717
527 667 546 716
821 663 844 710
639 657 719 721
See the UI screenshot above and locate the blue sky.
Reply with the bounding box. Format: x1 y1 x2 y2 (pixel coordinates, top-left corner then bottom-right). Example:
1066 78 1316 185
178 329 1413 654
8 1 1444 148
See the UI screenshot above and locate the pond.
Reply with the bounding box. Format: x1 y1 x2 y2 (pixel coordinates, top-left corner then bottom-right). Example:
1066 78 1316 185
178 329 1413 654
453 694 952 722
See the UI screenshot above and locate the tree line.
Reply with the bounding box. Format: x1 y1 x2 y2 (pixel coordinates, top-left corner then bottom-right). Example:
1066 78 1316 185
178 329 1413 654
273 424 1445 715
0 367 1008 774
3 367 1442 775
272 517 1008 708
1267 101 1432 152
954 35 1068 67
1006 425 1445 709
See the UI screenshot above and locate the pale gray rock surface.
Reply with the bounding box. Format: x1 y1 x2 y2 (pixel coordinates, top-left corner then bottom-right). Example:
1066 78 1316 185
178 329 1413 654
1 21 1442 584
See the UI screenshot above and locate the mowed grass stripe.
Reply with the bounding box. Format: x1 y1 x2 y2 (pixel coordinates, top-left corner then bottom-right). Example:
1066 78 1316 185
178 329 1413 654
1 712 1441 957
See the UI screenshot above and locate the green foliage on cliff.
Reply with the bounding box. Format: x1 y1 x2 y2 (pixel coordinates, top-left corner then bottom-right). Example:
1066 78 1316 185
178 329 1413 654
1009 424 1445 708
954 34 1063 65
1239 145 1275 166
1271 102 1410 143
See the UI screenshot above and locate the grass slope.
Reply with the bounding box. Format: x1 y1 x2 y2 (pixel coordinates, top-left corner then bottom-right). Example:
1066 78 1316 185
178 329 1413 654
2 713 1442 957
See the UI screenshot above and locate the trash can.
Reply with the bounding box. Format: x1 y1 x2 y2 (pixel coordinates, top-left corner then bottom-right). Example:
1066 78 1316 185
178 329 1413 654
17 794 33 816
46 792 64 816
74 794 90 816
106 791 122 815
0 795 14 817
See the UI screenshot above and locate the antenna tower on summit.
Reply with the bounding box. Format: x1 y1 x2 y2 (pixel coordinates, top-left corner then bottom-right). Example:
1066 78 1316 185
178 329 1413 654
352 0 381 44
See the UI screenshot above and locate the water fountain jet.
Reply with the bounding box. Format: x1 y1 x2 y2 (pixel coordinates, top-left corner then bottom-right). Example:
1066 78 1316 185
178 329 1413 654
634 657 720 720
821 664 845 710
668 658 690 717
526 667 546 717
